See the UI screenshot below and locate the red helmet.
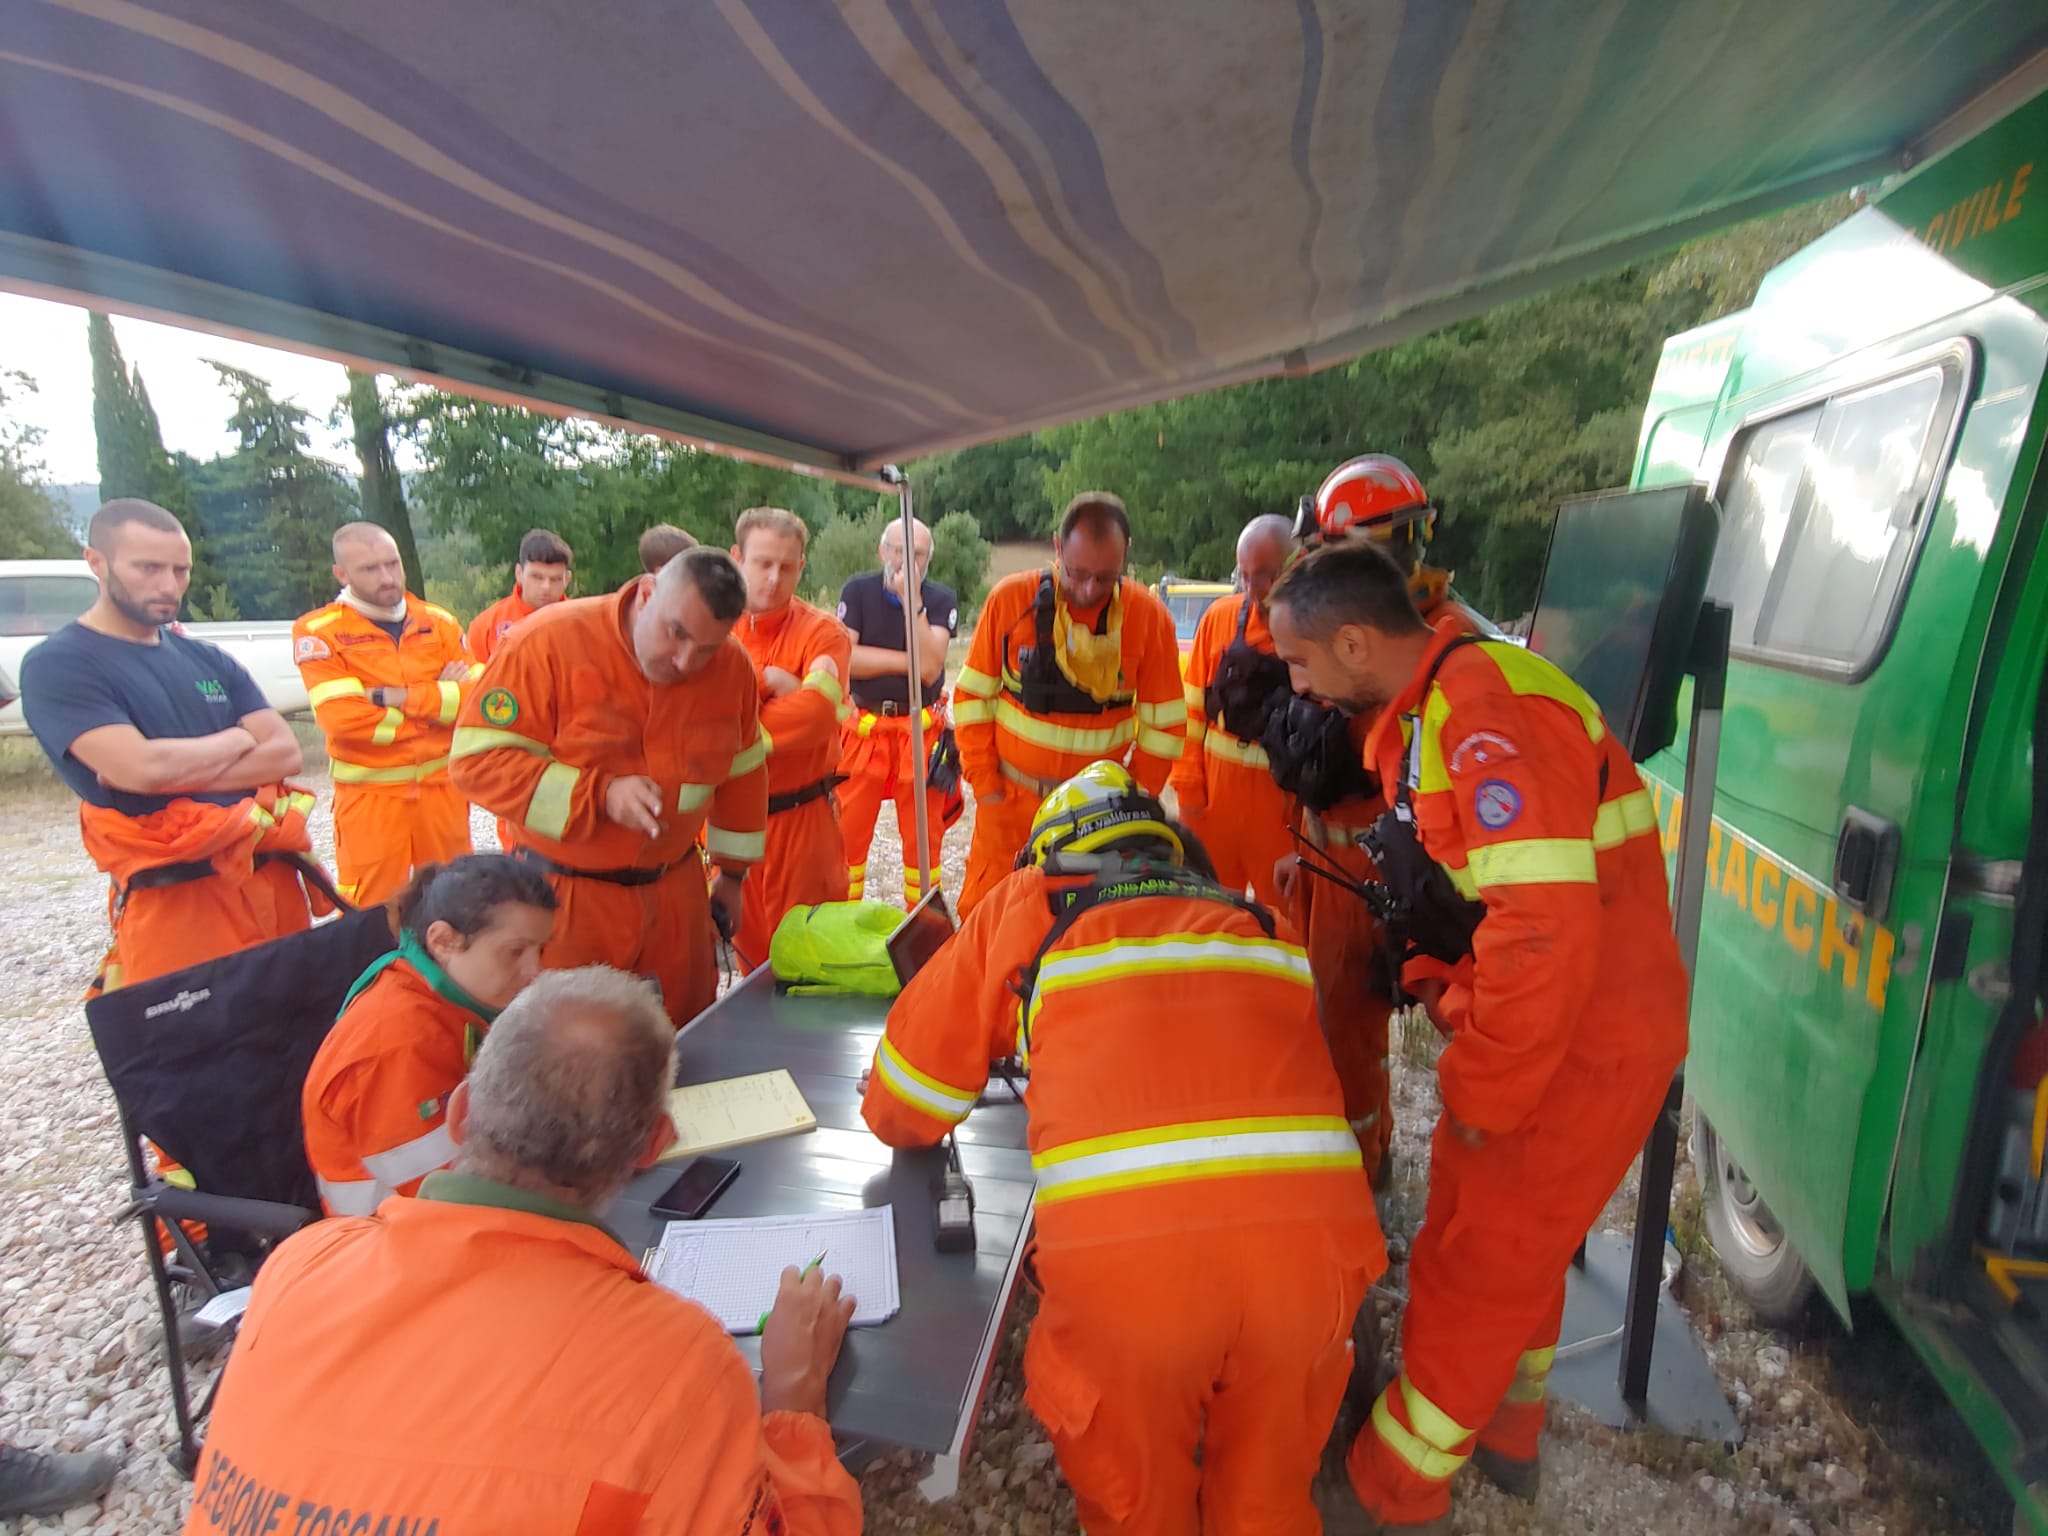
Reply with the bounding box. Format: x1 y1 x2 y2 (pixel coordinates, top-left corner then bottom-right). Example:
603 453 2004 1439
1312 455 1434 543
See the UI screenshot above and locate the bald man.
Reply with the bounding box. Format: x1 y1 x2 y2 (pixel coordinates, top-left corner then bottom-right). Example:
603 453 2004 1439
294 523 477 906
1169 514 1297 909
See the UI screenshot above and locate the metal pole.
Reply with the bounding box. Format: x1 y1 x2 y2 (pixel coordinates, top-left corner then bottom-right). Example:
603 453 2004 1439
1619 601 1730 1407
881 466 935 899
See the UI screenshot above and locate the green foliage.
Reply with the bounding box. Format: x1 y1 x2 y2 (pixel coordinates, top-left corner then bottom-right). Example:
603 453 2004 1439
416 522 501 623
188 364 357 618
343 370 424 592
0 370 80 559
802 502 993 618
907 437 1057 542
929 510 991 615
87 313 220 593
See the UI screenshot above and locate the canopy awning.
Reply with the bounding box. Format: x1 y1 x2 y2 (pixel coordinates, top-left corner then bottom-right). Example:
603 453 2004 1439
3 1 2045 484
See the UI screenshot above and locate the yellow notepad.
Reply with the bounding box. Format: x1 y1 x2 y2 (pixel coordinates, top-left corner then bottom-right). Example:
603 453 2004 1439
659 1069 818 1160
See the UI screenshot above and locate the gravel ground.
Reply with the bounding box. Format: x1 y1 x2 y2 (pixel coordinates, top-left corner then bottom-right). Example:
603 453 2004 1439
0 756 2013 1534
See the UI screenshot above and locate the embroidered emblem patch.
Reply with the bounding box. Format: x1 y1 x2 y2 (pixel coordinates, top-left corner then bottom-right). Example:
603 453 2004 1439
480 688 519 726
294 635 331 662
1474 779 1523 831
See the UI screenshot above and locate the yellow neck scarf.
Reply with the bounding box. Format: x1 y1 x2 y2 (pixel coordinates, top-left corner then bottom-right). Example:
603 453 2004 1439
1052 577 1126 702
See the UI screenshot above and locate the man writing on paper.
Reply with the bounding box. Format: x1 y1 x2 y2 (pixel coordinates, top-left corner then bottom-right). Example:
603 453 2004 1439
449 549 767 1029
861 762 1384 1536
836 514 957 907
952 493 1185 913
730 507 852 971
187 966 862 1536
21 499 320 995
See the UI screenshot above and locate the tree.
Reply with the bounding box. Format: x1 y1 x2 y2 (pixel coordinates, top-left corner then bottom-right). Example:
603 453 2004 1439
929 510 991 616
0 370 81 560
909 436 1057 542
344 370 424 592
189 364 357 618
804 502 993 619
87 312 219 596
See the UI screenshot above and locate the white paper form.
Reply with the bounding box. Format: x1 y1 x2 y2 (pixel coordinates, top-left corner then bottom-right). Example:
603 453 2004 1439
647 1206 900 1335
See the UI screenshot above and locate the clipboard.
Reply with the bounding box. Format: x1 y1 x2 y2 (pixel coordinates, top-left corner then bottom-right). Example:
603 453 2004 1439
659 1069 818 1160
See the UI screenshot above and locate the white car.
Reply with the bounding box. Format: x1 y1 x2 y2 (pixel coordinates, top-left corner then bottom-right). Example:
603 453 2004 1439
0 560 308 737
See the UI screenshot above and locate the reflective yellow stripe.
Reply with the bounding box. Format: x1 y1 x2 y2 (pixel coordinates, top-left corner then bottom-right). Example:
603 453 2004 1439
874 1038 977 1124
1467 838 1597 889
305 609 346 632
994 697 1135 756
419 602 459 628
1416 640 1607 793
329 756 450 785
1032 1114 1358 1205
467 663 485 681
803 669 844 706
955 666 999 699
371 706 405 746
1202 729 1268 768
1136 697 1186 728
436 681 461 725
1185 717 1208 744
307 677 366 706
757 725 777 758
677 783 714 811
1444 861 1480 900
1027 933 1310 1031
451 726 549 760
1369 1379 1474 1482
728 737 767 778
526 761 578 840
952 697 994 726
1183 682 1206 712
1135 725 1184 760
1503 1345 1556 1405
1593 789 1657 850
706 826 766 862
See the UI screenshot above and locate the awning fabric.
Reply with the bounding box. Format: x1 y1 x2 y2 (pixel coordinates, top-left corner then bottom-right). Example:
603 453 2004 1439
2 1 2044 477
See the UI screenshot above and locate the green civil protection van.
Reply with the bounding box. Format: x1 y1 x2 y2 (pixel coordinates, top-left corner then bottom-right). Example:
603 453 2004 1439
1630 81 2048 1525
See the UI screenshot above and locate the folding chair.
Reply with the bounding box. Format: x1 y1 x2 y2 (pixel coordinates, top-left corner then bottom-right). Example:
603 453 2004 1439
83 864 395 1474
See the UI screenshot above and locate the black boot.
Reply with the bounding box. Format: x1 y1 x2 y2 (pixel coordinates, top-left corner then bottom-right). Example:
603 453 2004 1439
1471 1442 1541 1501
0 1444 120 1519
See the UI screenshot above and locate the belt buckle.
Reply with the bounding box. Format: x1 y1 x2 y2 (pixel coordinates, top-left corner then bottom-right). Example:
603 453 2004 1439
879 701 901 717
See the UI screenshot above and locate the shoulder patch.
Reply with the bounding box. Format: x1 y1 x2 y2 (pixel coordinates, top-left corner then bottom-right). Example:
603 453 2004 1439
1473 779 1523 831
480 688 519 727
1450 730 1519 774
294 634 331 663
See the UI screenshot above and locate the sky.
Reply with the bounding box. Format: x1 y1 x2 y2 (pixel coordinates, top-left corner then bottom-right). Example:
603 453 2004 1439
0 293 358 486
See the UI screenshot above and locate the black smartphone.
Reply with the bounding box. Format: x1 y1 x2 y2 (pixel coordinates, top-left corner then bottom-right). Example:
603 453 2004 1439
649 1156 741 1220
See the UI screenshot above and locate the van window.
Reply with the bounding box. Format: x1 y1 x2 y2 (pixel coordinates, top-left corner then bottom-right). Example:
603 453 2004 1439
1710 357 1964 675
1165 591 1225 643
0 573 97 637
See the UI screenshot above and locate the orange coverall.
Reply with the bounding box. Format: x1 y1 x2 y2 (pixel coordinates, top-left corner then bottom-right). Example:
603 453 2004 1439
301 941 493 1215
1170 593 1293 909
863 865 1385 1536
1345 620 1688 1526
837 705 950 906
183 1174 862 1536
952 573 1185 913
78 787 324 994
294 596 477 906
448 586 768 1029
466 586 538 666
734 599 852 972
1291 584 1482 1186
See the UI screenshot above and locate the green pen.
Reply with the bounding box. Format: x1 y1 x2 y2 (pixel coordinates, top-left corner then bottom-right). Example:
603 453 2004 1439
756 1250 829 1335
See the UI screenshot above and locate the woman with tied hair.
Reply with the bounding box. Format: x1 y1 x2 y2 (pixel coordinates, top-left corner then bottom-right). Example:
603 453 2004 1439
302 852 556 1215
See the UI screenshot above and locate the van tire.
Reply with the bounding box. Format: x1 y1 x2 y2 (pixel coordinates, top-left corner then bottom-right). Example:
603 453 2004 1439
1693 1113 1818 1325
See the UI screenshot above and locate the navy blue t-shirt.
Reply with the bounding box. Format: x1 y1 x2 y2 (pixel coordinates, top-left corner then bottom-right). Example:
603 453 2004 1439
21 622 270 815
838 572 958 710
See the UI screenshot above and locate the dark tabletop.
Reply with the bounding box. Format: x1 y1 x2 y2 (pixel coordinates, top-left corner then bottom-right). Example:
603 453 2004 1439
607 972 1036 1456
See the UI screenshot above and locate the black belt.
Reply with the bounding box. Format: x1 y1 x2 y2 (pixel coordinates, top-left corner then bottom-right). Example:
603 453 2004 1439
853 698 934 718
768 775 843 815
513 846 675 888
121 850 293 897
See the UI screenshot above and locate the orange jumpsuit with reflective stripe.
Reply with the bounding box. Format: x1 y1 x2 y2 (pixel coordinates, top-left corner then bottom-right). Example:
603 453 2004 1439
953 573 1184 914
1294 586 1482 1185
1345 620 1689 1526
78 787 324 994
837 706 950 906
863 866 1385 1536
448 585 767 1029
301 952 483 1216
1170 593 1293 909
734 600 852 972
184 1179 862 1536
466 587 538 666
294 596 476 906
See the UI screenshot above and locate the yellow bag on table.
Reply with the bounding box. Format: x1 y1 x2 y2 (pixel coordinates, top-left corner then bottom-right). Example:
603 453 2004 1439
767 901 905 996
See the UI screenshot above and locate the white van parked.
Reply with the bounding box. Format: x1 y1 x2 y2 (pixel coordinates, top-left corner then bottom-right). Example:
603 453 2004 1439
0 560 308 736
